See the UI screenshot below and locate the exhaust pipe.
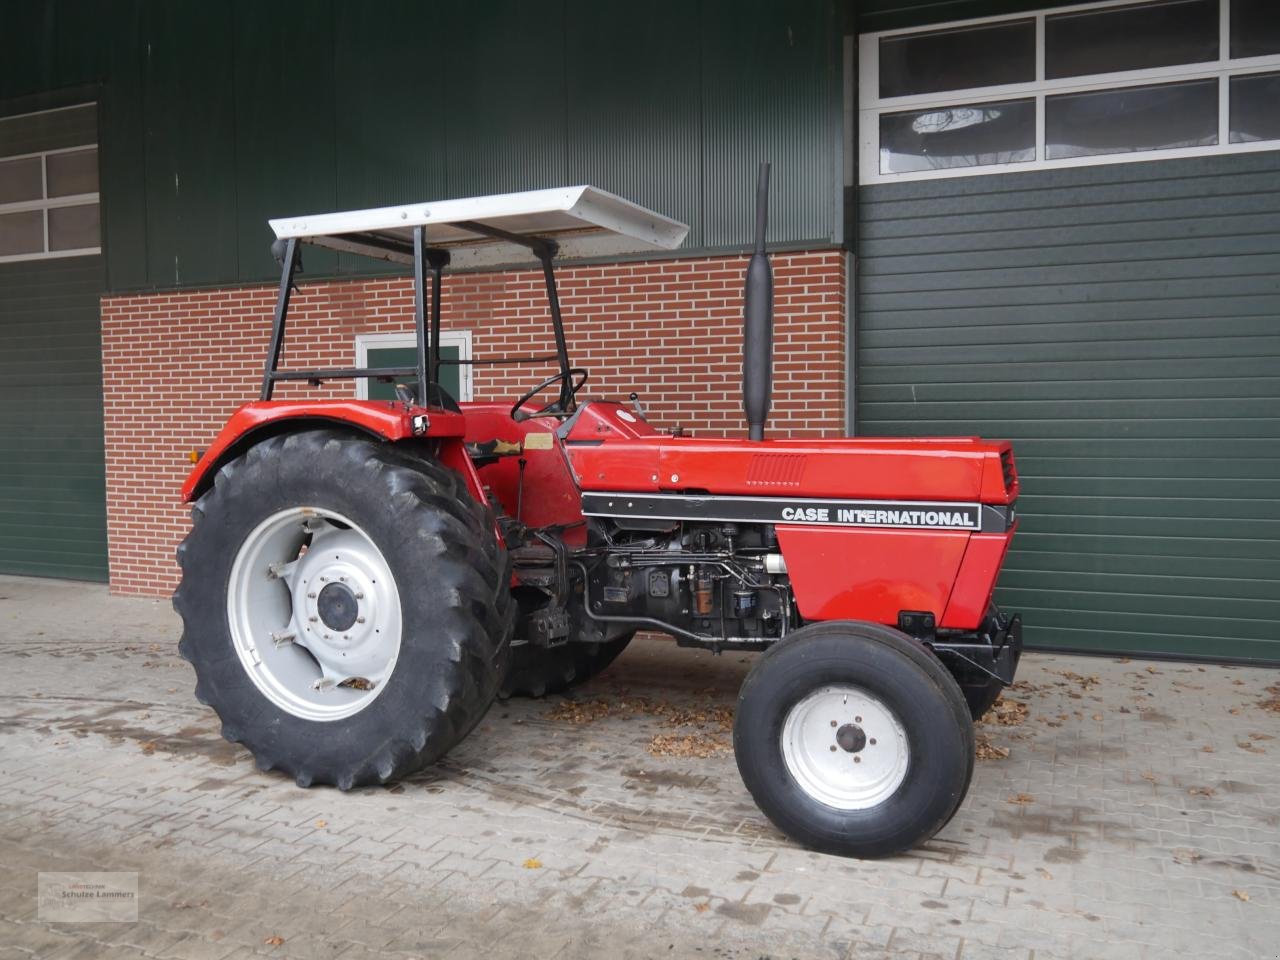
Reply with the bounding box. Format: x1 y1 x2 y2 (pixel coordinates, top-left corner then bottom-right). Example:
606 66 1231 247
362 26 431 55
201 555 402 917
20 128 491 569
743 162 773 442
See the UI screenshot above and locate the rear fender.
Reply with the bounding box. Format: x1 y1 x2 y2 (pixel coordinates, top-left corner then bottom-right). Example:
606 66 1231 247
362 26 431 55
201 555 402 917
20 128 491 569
181 400 475 503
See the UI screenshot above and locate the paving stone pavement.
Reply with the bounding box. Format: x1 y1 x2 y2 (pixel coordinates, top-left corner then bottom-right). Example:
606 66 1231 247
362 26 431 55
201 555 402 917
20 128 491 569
0 574 1277 960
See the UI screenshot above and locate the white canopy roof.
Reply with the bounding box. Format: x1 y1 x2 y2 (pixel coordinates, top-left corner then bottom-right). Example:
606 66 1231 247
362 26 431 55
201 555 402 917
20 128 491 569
269 186 689 270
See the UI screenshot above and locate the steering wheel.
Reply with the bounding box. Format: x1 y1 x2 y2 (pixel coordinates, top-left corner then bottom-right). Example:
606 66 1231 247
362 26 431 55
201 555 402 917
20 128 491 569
510 368 589 421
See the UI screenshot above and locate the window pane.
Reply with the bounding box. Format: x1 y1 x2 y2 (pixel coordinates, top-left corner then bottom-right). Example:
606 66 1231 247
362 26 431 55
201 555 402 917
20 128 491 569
0 209 44 256
1231 0 1280 58
46 147 98 198
879 20 1034 98
1046 0 1218 79
366 344 462 402
1046 79 1218 159
879 99 1035 174
1230 72 1280 142
0 156 43 204
47 203 99 251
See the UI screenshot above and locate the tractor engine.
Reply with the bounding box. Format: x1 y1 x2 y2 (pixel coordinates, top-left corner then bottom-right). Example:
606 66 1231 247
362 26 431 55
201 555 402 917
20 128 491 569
575 519 794 650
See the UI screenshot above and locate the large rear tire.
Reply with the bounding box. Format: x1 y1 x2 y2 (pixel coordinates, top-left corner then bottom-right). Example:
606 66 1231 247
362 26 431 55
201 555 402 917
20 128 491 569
734 622 973 859
173 429 514 789
500 633 634 698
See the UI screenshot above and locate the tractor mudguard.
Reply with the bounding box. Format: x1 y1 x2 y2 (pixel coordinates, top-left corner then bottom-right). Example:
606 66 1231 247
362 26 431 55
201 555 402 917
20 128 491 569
180 399 470 503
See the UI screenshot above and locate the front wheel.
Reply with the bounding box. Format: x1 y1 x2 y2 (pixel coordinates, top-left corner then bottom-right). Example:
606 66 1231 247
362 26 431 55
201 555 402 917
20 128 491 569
734 622 973 858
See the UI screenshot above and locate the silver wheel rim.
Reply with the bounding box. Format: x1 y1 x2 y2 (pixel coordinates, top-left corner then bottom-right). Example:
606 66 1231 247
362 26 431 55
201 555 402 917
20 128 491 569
781 684 910 810
227 507 402 722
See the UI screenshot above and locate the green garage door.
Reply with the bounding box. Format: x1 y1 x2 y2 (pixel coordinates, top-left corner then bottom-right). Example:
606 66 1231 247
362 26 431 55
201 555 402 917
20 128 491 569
856 152 1280 663
0 104 108 581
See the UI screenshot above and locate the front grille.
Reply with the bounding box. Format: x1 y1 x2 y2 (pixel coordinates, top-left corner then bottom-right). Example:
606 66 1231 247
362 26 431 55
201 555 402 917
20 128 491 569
1000 450 1017 492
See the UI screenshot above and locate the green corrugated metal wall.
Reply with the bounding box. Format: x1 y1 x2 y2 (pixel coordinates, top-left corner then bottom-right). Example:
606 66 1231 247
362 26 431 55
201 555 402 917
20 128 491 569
855 152 1280 663
0 0 843 294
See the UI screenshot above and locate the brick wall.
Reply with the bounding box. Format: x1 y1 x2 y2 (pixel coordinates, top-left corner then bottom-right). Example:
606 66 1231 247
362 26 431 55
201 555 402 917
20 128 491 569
100 250 847 596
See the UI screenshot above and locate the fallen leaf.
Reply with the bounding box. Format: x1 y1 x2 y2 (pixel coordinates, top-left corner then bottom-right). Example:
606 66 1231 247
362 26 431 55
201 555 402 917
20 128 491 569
647 733 730 758
315 819 327 829
1249 732 1274 741
1146 665 1161 675
1201 745 1215 753
1141 771 1158 783
694 902 709 913
975 734 1010 761
1172 848 1202 864
1006 793 1035 806
1188 786 1216 797
522 858 542 870
1091 714 1103 722
979 697 1029 727
263 935 285 946
140 741 157 755
1233 889 1249 902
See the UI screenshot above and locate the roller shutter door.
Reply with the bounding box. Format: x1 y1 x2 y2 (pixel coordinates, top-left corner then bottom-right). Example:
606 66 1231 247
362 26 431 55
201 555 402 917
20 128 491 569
855 152 1280 663
0 104 107 581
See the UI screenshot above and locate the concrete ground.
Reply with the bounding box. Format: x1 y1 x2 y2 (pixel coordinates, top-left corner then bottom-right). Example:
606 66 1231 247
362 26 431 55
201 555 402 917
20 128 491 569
0 574 1276 960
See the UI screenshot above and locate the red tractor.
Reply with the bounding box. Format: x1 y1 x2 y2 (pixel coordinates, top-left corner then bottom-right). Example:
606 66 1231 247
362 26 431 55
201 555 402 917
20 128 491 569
175 166 1021 858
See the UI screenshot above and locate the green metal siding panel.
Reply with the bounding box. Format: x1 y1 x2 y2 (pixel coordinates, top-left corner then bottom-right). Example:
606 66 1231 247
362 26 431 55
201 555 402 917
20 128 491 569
0 257 108 581
233 1 338 282
701 0 840 247
442 2 567 199
565 0 702 248
856 151 1280 663
332 3 447 210
143 1 239 287
99 3 149 291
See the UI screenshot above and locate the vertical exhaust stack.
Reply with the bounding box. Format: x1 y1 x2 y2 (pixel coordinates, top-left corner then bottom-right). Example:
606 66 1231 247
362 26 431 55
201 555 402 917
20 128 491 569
743 162 773 442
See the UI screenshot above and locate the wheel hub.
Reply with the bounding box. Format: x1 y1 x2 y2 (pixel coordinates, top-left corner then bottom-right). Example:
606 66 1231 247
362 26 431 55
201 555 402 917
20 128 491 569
835 722 867 753
226 507 403 722
316 581 359 632
780 684 910 811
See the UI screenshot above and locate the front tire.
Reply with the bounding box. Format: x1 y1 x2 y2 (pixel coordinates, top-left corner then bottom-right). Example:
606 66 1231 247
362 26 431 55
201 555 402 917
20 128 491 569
173 429 514 789
734 622 973 858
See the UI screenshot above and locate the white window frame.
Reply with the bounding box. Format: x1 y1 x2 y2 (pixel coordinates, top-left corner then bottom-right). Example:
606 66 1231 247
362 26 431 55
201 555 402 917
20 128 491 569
858 0 1280 184
0 141 101 263
354 330 473 401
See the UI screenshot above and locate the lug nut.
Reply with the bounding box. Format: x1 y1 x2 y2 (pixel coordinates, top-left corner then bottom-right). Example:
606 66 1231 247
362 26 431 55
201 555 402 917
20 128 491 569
356 616 366 624
829 745 836 752
869 738 877 746
855 716 862 723
854 756 862 764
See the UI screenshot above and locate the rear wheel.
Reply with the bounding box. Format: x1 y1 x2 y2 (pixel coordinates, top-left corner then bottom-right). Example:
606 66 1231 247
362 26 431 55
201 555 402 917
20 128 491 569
734 622 973 858
500 633 634 698
174 429 514 789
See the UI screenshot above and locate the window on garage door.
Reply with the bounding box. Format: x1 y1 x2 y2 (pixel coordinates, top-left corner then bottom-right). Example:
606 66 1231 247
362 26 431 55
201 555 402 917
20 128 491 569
859 0 1280 184
0 143 100 261
354 332 472 403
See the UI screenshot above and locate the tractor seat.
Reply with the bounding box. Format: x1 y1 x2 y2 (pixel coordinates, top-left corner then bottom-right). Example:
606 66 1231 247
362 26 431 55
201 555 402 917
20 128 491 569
397 381 462 414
